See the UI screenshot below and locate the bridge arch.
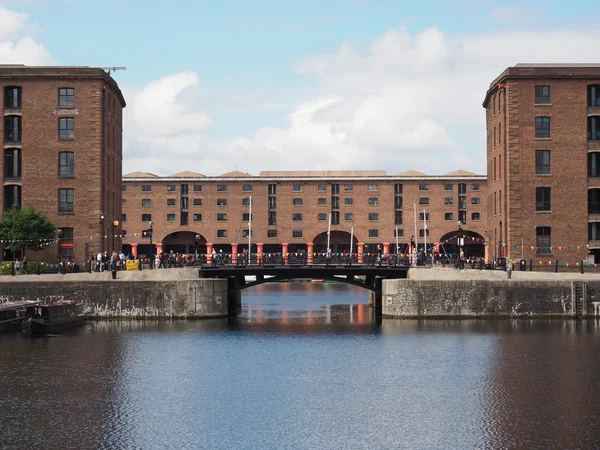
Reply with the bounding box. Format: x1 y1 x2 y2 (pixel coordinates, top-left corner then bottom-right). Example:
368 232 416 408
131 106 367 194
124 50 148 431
312 230 359 253
163 231 207 254
439 229 485 258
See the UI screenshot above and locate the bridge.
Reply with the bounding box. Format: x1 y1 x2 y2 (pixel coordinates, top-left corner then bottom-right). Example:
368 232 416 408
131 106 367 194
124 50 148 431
198 262 410 315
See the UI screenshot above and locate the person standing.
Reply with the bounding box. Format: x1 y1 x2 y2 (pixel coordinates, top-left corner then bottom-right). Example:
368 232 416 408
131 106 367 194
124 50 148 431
96 251 103 272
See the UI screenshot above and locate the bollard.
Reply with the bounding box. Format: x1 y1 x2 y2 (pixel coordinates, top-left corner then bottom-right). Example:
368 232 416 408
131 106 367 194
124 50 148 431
111 266 117 280
138 258 142 271
530 259 533 272
11 263 14 276
88 260 92 273
581 261 584 274
555 260 558 273
507 265 512 279
37 263 41 275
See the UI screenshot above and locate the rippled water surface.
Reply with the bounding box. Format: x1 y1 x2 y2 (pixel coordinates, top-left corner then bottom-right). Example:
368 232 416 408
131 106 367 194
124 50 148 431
2 283 600 449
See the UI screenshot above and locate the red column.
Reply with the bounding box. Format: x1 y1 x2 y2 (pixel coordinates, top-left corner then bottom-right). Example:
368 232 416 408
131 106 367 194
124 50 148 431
131 243 138 259
434 242 440 253
282 243 289 264
307 243 314 264
383 242 390 257
156 243 163 255
257 243 263 265
231 243 238 264
206 243 213 264
484 242 489 264
358 243 364 264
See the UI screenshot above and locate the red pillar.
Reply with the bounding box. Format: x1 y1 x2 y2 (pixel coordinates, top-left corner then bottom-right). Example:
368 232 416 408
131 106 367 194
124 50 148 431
257 243 263 265
484 242 489 264
282 243 289 264
156 243 163 255
358 243 364 264
131 243 138 259
206 243 213 264
307 243 314 264
231 243 238 264
434 242 440 253
383 242 390 257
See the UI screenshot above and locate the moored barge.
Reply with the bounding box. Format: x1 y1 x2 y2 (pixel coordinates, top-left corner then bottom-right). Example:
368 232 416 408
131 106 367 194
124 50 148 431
22 301 86 334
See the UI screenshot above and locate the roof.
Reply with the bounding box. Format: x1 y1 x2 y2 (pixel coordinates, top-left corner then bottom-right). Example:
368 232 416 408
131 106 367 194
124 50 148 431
259 170 388 177
218 170 253 177
443 169 478 177
169 171 206 178
123 171 159 178
396 170 427 176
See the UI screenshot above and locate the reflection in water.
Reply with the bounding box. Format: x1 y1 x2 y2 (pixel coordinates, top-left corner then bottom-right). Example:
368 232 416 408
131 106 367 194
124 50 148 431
1 283 600 449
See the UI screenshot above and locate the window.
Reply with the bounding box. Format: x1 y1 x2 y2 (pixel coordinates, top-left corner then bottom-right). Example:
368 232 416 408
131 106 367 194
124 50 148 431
369 213 379 221
292 230 302 238
536 150 551 174
193 184 202 192
419 198 429 205
331 184 340 194
4 185 21 210
242 198 251 206
444 184 453 191
368 229 379 238
318 184 327 192
4 87 21 109
471 198 481 205
459 196 467 209
589 85 600 107
471 183 480 191
292 198 303 206
217 230 227 238
142 199 152 207
344 198 353 206
142 185 151 192
58 152 74 177
368 184 378 191
167 199 176 206
193 199 202 206
535 85 550 104
217 198 227 206
536 227 551 254
4 116 21 142
268 211 277 225
217 184 227 192
395 196 402 209
293 213 303 221
58 227 74 257
589 189 600 214
58 88 74 107
268 197 276 210
471 213 481 221
193 214 202 222
344 184 353 191
318 198 327 206
142 213 152 222
536 187 551 211
368 198 379 206
419 212 430 220
242 230 253 238
167 214 176 222
345 213 353 221
535 117 550 138
121 199 126 207
58 188 74 213
395 211 403 225
589 116 600 141
242 213 252 222
444 198 454 205
394 184 402 194
166 185 175 192
419 183 429 191
122 185 127 192
268 184 276 195
180 184 188 195
394 228 404 237
59 117 74 139
331 211 340 225
445 213 454 221
318 213 327 221
331 197 340 209
4 148 21 179
122 214 127 222
217 213 227 221
458 183 466 194
180 197 188 210
242 184 252 192
292 184 303 192
268 230 277 238
419 229 430 238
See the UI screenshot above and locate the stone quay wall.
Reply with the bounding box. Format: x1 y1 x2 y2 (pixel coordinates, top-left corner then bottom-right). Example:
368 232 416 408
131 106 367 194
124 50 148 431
0 269 232 318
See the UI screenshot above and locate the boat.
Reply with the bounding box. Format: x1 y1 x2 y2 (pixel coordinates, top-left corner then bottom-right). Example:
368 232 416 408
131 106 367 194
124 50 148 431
22 300 87 334
0 301 33 331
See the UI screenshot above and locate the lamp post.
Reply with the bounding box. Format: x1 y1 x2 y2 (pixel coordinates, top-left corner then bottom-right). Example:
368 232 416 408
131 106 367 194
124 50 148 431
195 234 201 257
100 212 104 254
457 220 463 268
57 228 63 274
149 221 154 270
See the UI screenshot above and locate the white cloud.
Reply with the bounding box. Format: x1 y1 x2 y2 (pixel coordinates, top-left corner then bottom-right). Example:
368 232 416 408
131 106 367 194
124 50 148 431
123 26 600 176
0 7 54 64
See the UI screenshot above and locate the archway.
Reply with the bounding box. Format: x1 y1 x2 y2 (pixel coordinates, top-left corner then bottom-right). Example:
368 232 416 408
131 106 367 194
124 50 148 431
313 230 359 254
162 231 207 255
439 229 485 259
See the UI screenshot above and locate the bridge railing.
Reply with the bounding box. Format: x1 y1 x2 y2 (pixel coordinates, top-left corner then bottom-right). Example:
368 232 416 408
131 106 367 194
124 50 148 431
197 253 412 267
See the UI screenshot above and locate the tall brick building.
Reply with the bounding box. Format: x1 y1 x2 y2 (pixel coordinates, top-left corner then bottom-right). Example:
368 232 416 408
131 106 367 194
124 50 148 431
121 170 488 260
483 64 600 264
0 65 126 262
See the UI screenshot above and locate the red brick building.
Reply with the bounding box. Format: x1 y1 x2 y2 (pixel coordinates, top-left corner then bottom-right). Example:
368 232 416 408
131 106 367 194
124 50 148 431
122 170 488 261
483 64 600 264
0 65 126 263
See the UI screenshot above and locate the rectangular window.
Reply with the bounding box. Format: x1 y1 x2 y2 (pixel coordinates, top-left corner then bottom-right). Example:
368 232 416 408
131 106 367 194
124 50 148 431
4 185 21 210
318 184 327 192
122 185 127 192
458 183 467 194
471 183 480 191
217 213 227 221
535 85 550 104
217 198 227 206
4 116 21 142
536 187 551 211
141 184 151 192
293 213 303 221
344 198 353 206
268 184 277 195
58 152 74 177
58 117 74 139
242 230 253 238
217 230 227 238
419 198 429 205
331 211 339 225
395 211 403 225
590 153 600 177
293 230 303 238
268 230 277 238
292 184 303 192
369 213 379 221
368 184 379 191
395 196 402 209
193 184 202 192
471 198 481 205
445 213 454 221
536 227 551 254
180 197 188 210
588 116 600 141
167 214 176 222
419 183 429 191
331 196 340 209
268 197 276 210
589 85 600 107
193 214 202 222
292 198 303 206
458 211 466 224
121 199 126 207
535 116 551 138
368 229 378 238
444 198 454 205
394 184 402 194
471 212 481 221
58 88 74 107
4 86 21 109
142 213 152 222
242 198 251 206
459 196 467 209
368 198 379 206
217 184 227 192
193 199 202 206
242 213 253 222
242 184 252 192
317 213 326 221
180 184 188 195
444 184 453 191
394 228 404 237
4 148 21 179
168 199 177 206
58 188 74 213
331 184 340 194
268 211 277 225
419 229 430 238
167 185 176 191
345 213 353 221
122 214 127 222
344 184 353 191
419 212 430 220
142 199 152 207
318 198 327 206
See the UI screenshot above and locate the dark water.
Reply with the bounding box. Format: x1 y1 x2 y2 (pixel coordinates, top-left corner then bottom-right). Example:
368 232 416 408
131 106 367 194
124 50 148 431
2 283 600 449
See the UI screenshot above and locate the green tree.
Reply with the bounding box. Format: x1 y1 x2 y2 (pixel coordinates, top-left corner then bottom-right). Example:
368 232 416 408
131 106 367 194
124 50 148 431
0 206 56 255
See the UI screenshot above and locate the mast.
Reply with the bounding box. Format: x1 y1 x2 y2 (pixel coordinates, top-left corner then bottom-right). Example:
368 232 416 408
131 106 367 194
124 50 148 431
327 213 331 251
350 226 354 255
248 195 252 260
423 209 427 255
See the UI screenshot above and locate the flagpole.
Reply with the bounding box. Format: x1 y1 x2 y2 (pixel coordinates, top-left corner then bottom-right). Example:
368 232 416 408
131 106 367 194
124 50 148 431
350 226 354 255
248 195 252 262
327 213 331 252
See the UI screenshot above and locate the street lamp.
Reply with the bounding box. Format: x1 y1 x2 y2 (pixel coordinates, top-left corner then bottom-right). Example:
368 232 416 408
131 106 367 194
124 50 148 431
57 228 63 274
457 221 463 268
149 221 154 270
100 212 104 254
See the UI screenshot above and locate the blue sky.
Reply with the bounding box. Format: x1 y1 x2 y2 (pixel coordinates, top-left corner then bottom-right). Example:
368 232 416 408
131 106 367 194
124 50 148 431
1 0 598 175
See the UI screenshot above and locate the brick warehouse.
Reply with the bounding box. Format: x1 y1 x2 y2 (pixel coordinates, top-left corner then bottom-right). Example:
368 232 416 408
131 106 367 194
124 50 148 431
483 64 600 265
121 170 488 261
0 65 126 263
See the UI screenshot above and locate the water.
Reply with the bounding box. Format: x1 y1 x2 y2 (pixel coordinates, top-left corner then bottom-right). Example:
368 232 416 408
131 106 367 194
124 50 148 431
2 283 600 449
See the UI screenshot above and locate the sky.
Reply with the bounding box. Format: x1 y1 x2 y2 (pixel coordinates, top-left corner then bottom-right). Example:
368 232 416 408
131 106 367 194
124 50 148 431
1 0 599 176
